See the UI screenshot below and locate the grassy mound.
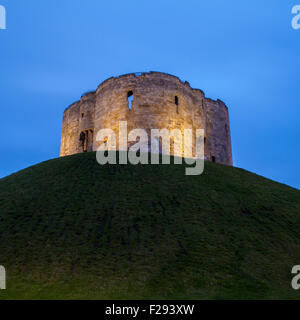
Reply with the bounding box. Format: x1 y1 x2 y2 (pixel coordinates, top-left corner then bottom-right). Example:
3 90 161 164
0 152 299 299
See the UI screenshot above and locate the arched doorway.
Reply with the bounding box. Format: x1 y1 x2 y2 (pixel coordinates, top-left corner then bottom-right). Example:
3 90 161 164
79 130 94 152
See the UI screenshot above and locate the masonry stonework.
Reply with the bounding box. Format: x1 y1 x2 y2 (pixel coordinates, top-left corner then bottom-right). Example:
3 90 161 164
60 72 233 165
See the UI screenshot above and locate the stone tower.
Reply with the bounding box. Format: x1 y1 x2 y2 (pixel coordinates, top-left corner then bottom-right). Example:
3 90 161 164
60 72 233 165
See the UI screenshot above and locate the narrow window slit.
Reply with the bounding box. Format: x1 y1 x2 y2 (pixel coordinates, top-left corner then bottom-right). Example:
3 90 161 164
175 96 179 113
127 91 133 110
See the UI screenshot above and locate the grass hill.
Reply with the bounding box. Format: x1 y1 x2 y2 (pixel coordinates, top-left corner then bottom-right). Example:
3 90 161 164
0 151 300 300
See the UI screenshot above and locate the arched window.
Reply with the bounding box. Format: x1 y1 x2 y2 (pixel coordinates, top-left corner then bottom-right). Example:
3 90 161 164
79 130 93 152
79 131 87 152
128 91 133 110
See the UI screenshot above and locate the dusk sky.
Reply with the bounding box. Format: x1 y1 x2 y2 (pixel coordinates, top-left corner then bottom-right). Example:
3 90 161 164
0 0 299 189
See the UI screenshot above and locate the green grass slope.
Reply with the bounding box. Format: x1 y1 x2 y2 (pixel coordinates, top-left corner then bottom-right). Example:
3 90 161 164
0 152 300 299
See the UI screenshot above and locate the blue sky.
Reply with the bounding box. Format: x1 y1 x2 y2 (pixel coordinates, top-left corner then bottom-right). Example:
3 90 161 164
0 0 299 189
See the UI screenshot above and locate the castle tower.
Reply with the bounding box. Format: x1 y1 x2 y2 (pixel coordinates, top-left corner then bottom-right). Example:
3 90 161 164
60 72 233 165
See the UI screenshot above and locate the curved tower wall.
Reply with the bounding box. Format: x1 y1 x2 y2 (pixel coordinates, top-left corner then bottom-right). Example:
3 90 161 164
60 72 233 166
204 98 233 165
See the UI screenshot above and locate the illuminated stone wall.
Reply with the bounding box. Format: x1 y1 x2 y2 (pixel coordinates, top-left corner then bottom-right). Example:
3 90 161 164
60 72 232 165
